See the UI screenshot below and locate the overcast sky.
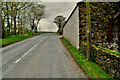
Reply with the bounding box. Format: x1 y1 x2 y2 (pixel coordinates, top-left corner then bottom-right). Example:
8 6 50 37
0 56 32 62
37 2 77 32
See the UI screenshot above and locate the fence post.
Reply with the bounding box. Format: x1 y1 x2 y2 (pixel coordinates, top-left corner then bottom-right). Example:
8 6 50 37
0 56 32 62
86 1 91 61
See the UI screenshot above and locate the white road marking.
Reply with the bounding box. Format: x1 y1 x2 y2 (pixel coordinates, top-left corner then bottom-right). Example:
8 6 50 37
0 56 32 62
15 58 22 63
15 44 37 63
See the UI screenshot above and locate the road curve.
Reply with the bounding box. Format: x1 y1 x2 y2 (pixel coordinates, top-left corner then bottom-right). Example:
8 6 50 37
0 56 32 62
1 33 87 78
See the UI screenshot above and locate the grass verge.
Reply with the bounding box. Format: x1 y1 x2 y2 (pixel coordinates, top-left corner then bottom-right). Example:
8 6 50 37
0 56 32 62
0 32 43 47
60 37 114 79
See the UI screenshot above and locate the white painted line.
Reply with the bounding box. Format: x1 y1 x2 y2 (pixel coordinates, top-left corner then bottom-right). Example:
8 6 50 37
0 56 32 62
22 44 37 57
15 58 22 63
15 44 37 63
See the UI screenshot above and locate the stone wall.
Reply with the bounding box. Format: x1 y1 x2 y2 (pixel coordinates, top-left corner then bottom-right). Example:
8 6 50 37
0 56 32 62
78 2 120 52
63 2 120 78
78 2 120 79
78 3 87 47
80 43 120 79
63 6 79 49
90 2 120 51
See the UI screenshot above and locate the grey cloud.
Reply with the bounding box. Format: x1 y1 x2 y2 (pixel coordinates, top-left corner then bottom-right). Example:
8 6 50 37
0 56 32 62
38 2 76 32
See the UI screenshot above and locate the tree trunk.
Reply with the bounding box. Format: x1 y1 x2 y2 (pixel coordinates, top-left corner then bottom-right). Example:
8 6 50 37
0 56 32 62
33 19 34 26
35 25 37 33
7 16 10 35
22 20 25 34
23 25 25 34
18 16 20 34
10 3 13 34
2 16 5 39
20 18 22 35
14 16 16 35
6 3 10 35
10 16 13 34
58 23 61 32
31 19 35 31
0 2 2 38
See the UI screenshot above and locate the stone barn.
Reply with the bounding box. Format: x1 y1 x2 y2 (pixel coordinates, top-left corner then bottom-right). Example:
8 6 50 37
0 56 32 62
63 2 120 79
63 2 120 52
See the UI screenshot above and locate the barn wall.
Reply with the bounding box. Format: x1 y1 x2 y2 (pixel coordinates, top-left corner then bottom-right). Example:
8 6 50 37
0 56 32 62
63 6 79 49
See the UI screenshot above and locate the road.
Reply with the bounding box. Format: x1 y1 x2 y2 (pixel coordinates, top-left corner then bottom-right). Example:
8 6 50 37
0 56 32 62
1 33 86 78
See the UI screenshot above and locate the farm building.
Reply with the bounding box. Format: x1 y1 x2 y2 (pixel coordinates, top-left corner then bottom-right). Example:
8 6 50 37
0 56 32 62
63 2 120 79
63 2 120 52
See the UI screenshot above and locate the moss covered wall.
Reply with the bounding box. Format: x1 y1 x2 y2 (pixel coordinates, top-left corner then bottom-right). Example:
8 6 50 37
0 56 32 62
80 43 120 79
78 2 120 79
79 2 120 52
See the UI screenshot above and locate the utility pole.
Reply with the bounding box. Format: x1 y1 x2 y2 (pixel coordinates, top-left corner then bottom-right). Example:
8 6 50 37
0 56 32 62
86 1 91 61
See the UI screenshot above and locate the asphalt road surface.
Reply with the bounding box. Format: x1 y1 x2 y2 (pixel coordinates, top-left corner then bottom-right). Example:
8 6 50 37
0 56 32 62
1 33 87 78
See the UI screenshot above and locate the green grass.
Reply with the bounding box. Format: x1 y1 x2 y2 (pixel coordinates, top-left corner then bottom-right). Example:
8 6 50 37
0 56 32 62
81 42 120 57
0 32 42 47
56 31 59 34
40 31 56 33
61 37 114 79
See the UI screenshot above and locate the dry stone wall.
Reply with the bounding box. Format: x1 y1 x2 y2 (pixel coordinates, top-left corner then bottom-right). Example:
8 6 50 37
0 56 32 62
79 3 87 47
80 43 120 79
90 2 120 52
78 2 120 79
79 2 120 52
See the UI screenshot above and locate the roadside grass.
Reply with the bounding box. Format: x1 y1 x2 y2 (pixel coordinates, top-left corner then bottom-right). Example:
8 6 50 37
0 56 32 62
56 31 63 35
0 32 43 47
60 37 114 79
56 31 59 34
40 31 56 33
